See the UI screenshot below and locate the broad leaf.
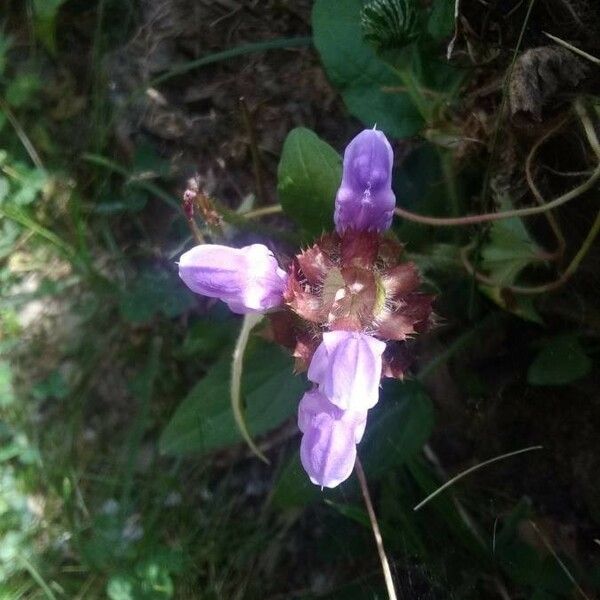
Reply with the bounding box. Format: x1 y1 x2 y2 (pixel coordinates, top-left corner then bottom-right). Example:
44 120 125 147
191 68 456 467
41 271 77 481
527 335 592 386
479 286 543 324
277 127 341 236
312 0 423 137
481 214 543 286
361 380 434 478
119 269 196 324
160 342 305 455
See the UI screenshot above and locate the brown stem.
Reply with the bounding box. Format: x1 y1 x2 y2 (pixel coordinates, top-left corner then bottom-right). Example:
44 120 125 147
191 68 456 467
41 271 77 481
525 115 570 261
355 456 398 600
394 161 600 226
240 96 267 206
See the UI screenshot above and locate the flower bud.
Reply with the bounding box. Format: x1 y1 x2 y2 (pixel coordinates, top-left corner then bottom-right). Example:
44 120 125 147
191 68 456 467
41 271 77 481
334 129 395 233
178 244 287 314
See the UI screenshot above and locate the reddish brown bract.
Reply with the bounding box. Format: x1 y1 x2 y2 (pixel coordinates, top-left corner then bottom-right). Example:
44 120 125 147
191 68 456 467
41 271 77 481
277 229 434 378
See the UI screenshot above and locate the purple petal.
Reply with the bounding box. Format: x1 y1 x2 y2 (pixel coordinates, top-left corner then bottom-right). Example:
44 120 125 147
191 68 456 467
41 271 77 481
298 388 368 442
178 244 287 314
334 129 395 233
308 331 386 411
300 412 357 488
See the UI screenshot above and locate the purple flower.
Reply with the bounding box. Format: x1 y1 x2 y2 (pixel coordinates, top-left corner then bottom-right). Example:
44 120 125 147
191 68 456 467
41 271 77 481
334 128 395 234
179 243 287 314
307 330 386 411
174 128 433 490
298 389 367 488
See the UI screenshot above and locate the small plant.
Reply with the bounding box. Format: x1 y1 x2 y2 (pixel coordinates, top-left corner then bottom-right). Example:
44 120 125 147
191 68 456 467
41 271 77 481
178 129 433 487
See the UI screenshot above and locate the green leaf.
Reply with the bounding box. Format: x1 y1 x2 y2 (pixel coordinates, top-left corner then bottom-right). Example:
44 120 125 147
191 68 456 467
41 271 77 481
478 285 543 324
6 74 41 108
177 313 236 360
119 270 196 324
325 500 370 528
160 342 305 456
0 361 15 407
277 127 341 236
527 335 592 386
481 215 543 286
2 164 48 206
361 380 434 478
427 0 456 40
32 0 68 55
312 0 423 137
107 575 136 600
272 450 320 509
31 370 68 401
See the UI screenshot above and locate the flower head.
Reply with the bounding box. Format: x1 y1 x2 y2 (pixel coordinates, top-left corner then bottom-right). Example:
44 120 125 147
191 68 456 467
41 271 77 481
334 129 395 233
177 128 434 490
179 243 287 314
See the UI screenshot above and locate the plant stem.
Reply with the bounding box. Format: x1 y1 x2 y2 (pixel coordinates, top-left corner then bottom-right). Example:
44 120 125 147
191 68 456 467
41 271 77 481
241 205 283 219
355 457 398 600
394 66 429 122
231 313 269 464
0 97 44 170
239 97 267 206
413 446 543 512
394 161 600 226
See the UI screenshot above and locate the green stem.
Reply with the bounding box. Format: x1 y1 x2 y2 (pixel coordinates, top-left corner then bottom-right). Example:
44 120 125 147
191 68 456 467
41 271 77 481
394 66 430 122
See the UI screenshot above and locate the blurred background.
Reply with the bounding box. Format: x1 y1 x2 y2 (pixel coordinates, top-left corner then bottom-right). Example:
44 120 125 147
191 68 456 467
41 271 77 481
1 1 600 598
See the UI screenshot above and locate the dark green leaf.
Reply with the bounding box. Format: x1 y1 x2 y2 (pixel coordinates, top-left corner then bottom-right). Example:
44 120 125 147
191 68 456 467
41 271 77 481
478 285 543 324
6 74 41 108
427 0 456 40
312 0 423 137
31 370 69 401
325 500 370 528
272 450 321 509
119 270 196 324
277 127 341 236
176 313 237 360
481 214 543 286
361 380 434 478
527 335 592 386
160 342 305 455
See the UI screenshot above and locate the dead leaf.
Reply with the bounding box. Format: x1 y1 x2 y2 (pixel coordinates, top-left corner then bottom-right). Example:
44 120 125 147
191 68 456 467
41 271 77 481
509 46 588 121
